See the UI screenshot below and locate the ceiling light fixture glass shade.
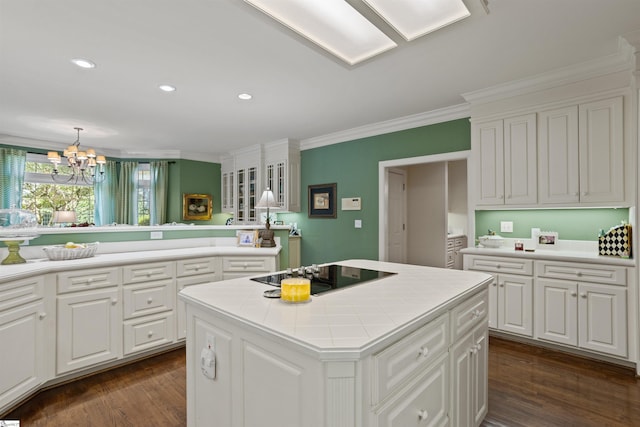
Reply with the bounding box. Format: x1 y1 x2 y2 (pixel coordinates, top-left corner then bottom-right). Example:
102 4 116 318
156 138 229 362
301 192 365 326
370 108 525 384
159 84 177 92
48 127 106 185
244 0 397 65
70 58 96 69
362 0 470 41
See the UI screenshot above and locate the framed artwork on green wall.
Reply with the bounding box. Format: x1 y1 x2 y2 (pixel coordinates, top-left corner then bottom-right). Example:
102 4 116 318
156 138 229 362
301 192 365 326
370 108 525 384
183 193 212 220
308 183 336 218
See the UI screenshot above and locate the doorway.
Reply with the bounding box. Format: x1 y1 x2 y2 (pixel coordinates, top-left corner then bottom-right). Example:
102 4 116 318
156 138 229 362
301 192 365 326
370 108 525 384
378 151 470 264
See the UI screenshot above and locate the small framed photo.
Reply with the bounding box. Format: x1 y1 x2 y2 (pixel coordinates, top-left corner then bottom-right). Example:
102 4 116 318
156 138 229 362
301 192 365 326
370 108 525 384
308 183 337 218
183 193 212 220
237 230 258 247
538 231 558 245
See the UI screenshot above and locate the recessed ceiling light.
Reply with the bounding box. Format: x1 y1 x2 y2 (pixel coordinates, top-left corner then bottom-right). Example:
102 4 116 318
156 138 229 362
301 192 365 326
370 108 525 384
159 84 177 92
238 93 253 100
71 58 96 69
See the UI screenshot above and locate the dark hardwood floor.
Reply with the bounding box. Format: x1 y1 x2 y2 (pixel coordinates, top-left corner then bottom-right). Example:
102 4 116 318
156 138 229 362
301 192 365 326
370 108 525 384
5 337 640 426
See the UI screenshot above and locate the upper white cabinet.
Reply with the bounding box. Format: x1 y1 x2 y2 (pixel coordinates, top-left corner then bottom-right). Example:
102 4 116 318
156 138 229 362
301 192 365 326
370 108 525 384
222 139 300 223
263 139 301 213
473 114 537 206
538 96 624 205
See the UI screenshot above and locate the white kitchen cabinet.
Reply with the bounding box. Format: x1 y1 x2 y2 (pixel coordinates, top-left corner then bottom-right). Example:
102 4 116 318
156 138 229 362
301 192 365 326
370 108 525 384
465 255 533 337
263 139 301 212
176 257 221 339
57 286 121 374
447 236 467 270
473 114 537 206
449 288 488 427
538 96 624 205
0 276 47 411
234 146 262 224
220 155 235 213
535 260 628 358
122 262 176 355
222 255 278 280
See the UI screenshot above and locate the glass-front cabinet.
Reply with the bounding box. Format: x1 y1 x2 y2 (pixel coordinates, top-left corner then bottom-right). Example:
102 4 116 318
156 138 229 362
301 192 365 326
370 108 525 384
234 146 262 224
263 139 300 213
221 156 235 213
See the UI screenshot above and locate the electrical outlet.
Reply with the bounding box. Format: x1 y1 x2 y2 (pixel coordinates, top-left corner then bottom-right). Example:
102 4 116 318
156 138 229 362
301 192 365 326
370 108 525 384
500 221 513 233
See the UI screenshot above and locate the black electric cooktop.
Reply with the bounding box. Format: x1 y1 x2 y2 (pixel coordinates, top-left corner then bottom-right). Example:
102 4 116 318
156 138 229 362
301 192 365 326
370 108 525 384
251 264 396 296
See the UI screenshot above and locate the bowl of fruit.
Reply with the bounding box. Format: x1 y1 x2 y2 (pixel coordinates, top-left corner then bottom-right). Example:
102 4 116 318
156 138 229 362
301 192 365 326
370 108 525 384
43 242 99 261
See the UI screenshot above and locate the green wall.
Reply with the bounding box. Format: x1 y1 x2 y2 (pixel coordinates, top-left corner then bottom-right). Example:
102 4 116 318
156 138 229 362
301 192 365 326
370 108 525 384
279 118 471 265
166 159 223 225
475 208 630 242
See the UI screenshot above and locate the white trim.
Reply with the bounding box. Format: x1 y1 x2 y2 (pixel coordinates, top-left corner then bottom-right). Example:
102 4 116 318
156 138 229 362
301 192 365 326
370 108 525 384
378 150 470 261
301 103 470 151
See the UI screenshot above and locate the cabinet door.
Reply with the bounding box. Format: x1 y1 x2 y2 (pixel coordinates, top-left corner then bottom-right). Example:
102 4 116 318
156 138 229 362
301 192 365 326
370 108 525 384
535 278 578 346
503 114 537 204
497 273 533 337
487 275 498 329
472 327 488 427
578 96 624 203
473 120 504 205
538 106 580 204
57 288 121 374
0 300 46 411
578 283 627 357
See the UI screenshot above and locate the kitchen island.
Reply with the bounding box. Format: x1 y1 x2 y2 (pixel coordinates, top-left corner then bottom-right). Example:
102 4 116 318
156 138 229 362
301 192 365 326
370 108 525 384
179 259 492 427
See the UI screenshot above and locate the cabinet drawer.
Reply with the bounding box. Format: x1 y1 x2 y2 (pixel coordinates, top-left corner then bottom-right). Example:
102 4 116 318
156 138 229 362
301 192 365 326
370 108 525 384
177 273 218 291
536 260 626 285
450 289 488 341
374 353 448 426
123 279 175 319
0 275 45 311
123 312 175 355
176 257 219 278
222 256 274 272
465 255 533 275
372 313 449 405
123 262 174 284
57 268 121 293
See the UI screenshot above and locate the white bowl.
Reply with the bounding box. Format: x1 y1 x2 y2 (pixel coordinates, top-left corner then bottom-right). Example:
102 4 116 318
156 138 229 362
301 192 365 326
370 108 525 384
478 235 505 248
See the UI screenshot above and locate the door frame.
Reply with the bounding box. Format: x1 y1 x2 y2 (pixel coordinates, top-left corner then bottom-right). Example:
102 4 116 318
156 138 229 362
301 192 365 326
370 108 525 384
378 150 471 261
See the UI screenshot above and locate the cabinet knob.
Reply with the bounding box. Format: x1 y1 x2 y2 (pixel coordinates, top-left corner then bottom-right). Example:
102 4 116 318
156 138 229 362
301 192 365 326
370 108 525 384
499 283 505 287
39 312 47 320
86 278 93 284
580 293 587 298
111 298 118 305
576 271 582 277
148 331 154 338
571 291 577 297
417 346 429 358
417 409 429 421
147 297 153 304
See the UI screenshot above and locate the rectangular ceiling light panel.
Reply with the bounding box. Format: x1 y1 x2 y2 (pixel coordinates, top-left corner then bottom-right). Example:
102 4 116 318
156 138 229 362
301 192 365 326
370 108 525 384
245 0 397 65
363 0 470 41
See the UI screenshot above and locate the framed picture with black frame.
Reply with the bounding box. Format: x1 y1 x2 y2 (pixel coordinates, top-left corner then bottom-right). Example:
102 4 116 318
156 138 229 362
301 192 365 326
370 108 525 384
308 183 337 218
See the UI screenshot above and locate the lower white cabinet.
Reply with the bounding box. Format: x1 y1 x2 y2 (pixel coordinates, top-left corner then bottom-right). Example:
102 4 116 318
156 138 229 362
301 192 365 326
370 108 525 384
536 278 627 357
450 323 488 427
57 287 121 374
0 275 47 411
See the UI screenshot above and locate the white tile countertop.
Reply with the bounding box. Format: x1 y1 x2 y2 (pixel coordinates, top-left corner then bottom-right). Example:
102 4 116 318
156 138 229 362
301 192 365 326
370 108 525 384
178 259 492 359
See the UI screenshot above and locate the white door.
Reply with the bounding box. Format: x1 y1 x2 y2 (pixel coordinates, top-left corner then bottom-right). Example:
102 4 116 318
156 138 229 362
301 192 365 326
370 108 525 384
535 278 578 346
578 283 627 357
503 114 537 204
387 169 406 263
497 273 533 337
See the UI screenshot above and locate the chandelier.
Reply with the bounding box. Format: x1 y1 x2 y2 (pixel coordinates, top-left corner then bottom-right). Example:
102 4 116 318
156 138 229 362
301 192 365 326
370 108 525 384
47 127 106 185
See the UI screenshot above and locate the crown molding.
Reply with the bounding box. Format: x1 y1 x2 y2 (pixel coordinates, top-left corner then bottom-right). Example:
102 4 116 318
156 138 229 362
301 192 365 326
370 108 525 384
300 103 470 151
462 47 633 106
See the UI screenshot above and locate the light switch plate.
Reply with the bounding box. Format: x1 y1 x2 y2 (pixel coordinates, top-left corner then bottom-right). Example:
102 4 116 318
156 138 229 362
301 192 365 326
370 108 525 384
500 221 513 233
150 231 163 239
354 219 362 228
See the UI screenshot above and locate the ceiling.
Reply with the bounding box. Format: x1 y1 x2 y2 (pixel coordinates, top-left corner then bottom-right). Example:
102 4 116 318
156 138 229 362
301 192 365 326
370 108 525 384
1 0 639 161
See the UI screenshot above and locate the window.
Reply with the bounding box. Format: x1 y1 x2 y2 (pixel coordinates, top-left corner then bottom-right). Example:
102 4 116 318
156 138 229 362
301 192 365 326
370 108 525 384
22 153 95 225
21 154 152 226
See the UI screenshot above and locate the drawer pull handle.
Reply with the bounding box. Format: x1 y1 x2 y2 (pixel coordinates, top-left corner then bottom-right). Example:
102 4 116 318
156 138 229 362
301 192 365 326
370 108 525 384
417 346 429 358
147 297 153 304
499 283 504 287
86 278 93 284
571 291 577 297
580 293 587 298
39 312 47 320
417 409 428 421
146 272 152 277
148 331 154 338
576 271 582 277
111 298 118 305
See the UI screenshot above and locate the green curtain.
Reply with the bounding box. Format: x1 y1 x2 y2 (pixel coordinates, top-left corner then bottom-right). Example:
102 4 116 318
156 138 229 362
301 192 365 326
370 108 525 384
0 148 27 209
117 161 138 225
94 160 118 225
150 161 168 225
